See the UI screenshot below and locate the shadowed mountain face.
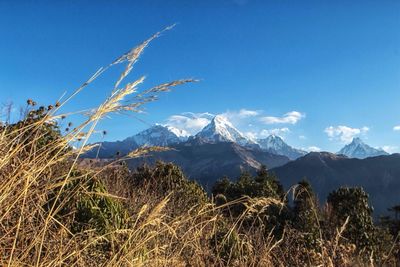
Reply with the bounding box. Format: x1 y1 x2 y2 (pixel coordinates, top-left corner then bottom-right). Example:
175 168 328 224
126 142 290 189
271 152 400 216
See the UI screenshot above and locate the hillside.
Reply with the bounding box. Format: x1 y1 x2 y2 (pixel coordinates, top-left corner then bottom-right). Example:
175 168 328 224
126 141 290 189
271 152 400 216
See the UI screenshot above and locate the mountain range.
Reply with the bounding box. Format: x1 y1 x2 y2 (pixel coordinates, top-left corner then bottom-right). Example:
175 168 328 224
86 115 388 160
83 115 399 215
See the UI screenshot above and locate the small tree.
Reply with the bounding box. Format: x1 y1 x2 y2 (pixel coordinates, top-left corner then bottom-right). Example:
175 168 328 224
326 187 382 258
132 161 208 214
212 166 289 238
292 179 320 248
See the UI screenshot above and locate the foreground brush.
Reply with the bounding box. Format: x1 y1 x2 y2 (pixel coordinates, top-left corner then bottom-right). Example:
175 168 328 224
0 26 398 267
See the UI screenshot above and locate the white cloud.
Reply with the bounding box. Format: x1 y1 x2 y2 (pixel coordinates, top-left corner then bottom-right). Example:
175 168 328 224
260 111 305 125
299 135 307 140
393 126 400 131
308 146 321 152
165 112 214 135
165 108 303 139
237 109 260 118
382 145 398 153
222 109 260 121
259 128 290 138
243 131 258 141
324 125 369 143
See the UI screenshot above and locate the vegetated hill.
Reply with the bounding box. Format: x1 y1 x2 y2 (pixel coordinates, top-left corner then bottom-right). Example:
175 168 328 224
126 141 290 189
271 152 400 216
337 137 389 159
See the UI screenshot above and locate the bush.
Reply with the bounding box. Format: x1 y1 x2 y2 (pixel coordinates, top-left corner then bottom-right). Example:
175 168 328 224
291 179 320 248
131 161 209 214
212 166 289 238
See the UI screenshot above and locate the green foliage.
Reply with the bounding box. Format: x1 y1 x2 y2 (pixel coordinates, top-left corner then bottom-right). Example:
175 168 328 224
212 165 284 208
132 161 209 212
210 222 242 265
1 104 64 154
292 179 320 248
212 165 289 237
48 170 129 235
326 187 389 259
73 176 128 234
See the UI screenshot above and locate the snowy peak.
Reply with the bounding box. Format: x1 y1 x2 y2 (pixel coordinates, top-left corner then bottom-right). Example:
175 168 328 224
337 138 388 159
258 135 286 150
128 124 187 147
195 115 253 146
165 125 190 139
257 135 306 160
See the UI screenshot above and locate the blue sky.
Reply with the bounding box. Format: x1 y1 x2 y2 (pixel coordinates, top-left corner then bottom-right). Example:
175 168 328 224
0 0 399 152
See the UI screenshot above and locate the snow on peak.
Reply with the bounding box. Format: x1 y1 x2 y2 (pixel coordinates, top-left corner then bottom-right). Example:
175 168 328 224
195 115 253 146
129 124 187 147
338 138 388 159
165 125 190 139
262 135 286 148
351 137 363 145
257 135 306 160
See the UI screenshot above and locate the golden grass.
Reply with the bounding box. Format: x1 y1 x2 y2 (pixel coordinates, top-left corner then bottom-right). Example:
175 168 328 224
0 27 398 266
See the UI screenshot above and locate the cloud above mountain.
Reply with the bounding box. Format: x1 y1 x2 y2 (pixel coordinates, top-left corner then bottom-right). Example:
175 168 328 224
393 126 400 131
165 109 305 139
325 125 369 143
382 145 399 153
260 111 305 125
165 112 214 135
227 109 260 118
307 146 321 152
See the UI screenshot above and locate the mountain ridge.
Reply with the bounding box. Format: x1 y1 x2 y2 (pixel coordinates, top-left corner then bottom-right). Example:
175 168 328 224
126 141 290 189
271 152 400 216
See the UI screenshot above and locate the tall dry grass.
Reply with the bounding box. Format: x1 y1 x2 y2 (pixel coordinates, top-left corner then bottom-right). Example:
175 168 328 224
0 27 398 266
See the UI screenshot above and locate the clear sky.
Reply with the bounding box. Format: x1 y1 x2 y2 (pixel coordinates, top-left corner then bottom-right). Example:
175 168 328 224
0 0 399 152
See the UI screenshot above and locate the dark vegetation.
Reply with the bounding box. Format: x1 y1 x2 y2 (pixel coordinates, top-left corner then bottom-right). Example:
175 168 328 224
1 108 399 266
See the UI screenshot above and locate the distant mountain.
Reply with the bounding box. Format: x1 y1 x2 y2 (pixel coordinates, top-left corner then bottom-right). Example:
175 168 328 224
126 124 189 146
126 142 290 189
338 137 388 159
257 135 307 160
271 152 400 216
84 124 188 158
85 116 314 160
86 139 138 158
194 115 255 146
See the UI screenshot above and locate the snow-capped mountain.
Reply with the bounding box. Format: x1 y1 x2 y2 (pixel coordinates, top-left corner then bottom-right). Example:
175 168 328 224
257 135 307 160
194 115 255 146
127 124 189 147
84 124 188 158
337 137 389 159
